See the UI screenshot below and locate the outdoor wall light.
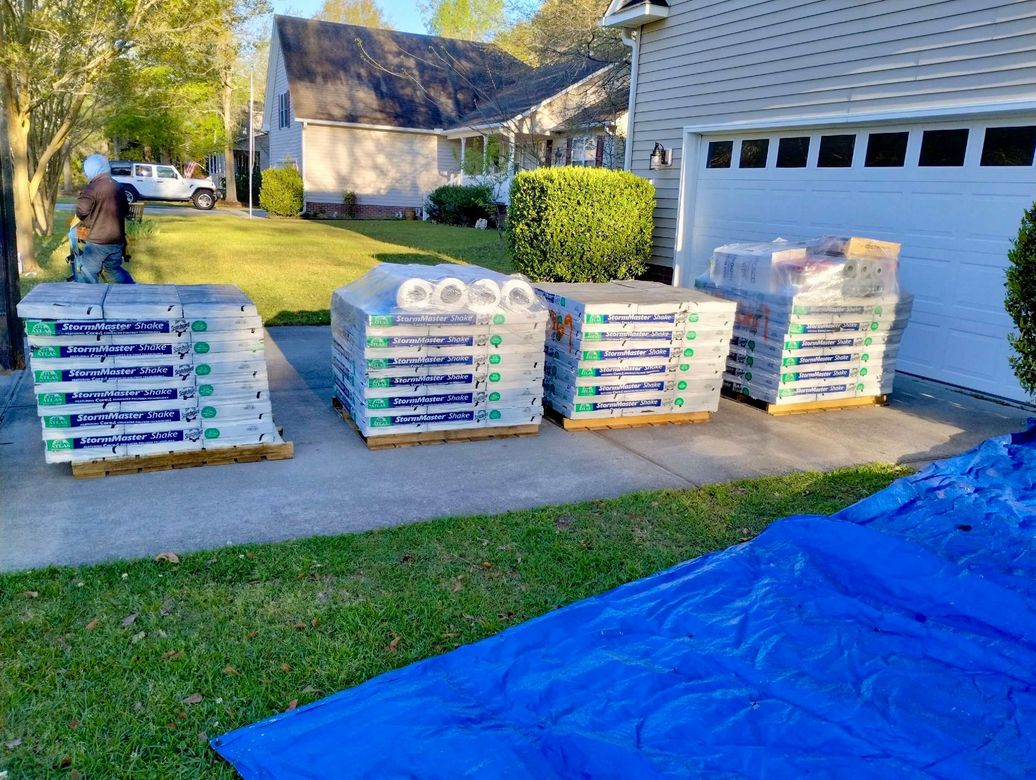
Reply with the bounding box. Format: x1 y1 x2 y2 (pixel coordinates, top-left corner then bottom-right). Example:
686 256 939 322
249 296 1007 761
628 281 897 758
649 142 673 170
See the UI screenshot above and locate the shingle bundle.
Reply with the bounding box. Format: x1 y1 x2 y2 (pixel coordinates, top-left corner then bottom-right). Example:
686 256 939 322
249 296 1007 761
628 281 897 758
331 265 547 438
695 237 913 406
18 283 280 463
536 281 736 420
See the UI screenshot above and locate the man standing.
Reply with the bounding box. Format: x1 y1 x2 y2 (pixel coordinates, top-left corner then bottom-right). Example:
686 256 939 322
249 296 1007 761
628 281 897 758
74 154 134 284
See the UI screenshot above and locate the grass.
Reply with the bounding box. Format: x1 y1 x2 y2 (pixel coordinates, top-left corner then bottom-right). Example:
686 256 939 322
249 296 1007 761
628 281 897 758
0 464 909 779
24 213 512 325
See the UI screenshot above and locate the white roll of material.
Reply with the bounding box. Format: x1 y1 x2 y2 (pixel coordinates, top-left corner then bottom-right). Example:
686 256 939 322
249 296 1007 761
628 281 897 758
467 278 502 312
500 279 536 311
395 278 434 310
432 277 467 310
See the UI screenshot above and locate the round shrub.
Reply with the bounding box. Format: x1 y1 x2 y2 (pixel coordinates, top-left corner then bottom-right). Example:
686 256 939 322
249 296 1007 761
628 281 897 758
507 167 654 282
426 184 496 227
259 166 303 217
1007 202 1036 396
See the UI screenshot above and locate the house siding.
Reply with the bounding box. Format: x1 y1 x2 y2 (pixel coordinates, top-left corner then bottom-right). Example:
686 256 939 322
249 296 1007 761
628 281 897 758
629 0 1036 268
303 125 459 210
264 28 303 171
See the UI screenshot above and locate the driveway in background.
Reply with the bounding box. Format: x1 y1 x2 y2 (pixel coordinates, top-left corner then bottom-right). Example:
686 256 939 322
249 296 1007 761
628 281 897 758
0 326 1029 572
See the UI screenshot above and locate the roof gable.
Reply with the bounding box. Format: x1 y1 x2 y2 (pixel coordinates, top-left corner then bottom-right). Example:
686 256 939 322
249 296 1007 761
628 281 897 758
275 16 530 130
452 58 613 129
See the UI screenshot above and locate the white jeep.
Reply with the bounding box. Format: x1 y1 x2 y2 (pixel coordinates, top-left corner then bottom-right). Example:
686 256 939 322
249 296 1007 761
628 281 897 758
109 161 221 210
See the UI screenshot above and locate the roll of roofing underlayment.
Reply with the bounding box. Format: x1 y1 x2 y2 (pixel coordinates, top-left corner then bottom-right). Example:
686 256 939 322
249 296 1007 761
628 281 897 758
331 265 547 438
694 236 913 406
18 283 283 463
395 278 434 310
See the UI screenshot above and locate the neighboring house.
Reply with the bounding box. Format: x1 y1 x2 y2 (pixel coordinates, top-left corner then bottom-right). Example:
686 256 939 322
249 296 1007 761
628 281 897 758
604 0 1036 403
263 16 627 216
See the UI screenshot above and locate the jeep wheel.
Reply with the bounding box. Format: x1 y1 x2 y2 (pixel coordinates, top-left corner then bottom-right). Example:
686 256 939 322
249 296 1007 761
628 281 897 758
192 190 215 210
123 186 139 205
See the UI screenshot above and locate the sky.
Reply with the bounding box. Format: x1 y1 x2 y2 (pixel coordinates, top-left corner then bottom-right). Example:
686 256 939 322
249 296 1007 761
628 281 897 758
271 0 428 33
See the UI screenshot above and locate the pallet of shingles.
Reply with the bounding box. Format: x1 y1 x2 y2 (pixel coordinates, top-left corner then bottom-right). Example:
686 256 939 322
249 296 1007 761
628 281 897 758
18 282 290 469
331 264 547 445
536 280 736 428
694 236 912 413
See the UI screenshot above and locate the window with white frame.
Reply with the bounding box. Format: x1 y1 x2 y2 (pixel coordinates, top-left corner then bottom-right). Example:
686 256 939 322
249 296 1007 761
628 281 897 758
571 136 600 167
278 92 291 130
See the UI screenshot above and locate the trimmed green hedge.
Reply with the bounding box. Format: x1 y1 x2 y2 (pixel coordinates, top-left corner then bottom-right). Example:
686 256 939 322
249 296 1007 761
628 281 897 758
259 166 303 217
1007 202 1036 396
426 184 496 227
507 167 654 282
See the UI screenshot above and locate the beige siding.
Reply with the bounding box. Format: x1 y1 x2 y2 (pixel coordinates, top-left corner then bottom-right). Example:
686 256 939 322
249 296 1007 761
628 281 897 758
304 125 456 206
630 0 1036 267
264 29 303 171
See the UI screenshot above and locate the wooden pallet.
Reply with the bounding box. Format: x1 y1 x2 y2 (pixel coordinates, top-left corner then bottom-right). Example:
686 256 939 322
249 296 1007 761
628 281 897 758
544 406 711 431
723 391 888 417
71 437 294 479
332 397 540 450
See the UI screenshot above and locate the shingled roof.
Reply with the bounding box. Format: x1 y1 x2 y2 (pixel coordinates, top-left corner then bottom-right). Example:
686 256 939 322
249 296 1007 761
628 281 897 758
275 16 531 130
449 58 613 129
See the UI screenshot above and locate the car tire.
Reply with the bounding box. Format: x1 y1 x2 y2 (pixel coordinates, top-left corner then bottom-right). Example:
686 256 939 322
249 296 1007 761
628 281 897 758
192 190 215 210
123 186 140 205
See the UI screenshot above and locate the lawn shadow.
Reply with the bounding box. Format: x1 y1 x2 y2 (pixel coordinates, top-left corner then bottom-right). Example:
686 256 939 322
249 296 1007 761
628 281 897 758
269 309 331 326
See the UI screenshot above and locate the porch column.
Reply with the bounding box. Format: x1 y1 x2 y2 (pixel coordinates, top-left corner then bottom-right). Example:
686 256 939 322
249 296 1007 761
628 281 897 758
460 137 466 172
506 132 515 175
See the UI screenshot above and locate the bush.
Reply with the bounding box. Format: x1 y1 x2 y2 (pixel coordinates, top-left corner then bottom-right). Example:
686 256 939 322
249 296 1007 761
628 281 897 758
1007 203 1036 395
342 190 358 218
235 165 262 206
126 219 159 239
426 184 496 227
507 167 654 282
259 166 303 217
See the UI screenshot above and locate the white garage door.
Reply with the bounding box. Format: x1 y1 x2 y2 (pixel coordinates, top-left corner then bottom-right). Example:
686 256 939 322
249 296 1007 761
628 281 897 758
678 117 1036 403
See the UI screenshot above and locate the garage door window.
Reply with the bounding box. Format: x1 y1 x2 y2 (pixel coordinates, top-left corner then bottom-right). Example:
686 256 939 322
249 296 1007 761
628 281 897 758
817 134 855 167
776 137 810 168
980 126 1036 166
739 139 769 168
919 129 968 166
706 141 733 168
865 132 909 167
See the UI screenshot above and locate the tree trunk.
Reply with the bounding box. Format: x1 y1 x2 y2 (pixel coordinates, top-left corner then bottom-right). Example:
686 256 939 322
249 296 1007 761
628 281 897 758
4 103 40 276
222 78 239 205
62 153 72 194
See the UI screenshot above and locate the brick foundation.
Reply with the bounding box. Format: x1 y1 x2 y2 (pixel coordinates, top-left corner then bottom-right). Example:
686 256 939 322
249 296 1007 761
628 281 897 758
305 201 423 220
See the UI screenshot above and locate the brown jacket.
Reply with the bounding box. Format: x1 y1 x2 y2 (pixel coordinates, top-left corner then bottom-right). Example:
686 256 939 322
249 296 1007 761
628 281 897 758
75 174 128 245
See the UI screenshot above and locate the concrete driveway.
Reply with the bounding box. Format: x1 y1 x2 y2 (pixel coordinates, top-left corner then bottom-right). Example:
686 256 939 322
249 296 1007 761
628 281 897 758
0 326 1029 572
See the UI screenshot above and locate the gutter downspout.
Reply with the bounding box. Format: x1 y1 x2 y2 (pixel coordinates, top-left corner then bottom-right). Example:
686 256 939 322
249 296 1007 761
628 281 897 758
621 28 640 172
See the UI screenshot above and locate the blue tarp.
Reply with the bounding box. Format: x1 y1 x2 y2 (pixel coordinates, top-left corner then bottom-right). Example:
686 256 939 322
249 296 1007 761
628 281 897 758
214 430 1036 778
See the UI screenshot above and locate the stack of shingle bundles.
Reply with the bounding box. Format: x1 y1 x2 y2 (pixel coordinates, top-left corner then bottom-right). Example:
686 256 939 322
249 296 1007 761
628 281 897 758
18 283 280 464
536 281 736 421
694 236 913 407
331 264 547 438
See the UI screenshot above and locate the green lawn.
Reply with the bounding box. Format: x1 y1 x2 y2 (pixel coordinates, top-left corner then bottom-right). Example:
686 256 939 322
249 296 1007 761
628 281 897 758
25 214 512 325
0 464 908 779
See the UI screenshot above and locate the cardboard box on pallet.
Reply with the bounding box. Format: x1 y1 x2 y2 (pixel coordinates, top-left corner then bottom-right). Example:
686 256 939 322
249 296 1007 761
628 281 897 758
696 237 912 407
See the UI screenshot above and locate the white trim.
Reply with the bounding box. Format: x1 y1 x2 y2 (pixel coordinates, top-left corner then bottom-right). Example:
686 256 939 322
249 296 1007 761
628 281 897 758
681 99 1036 137
602 2 669 29
621 30 639 171
296 118 444 135
672 99 1036 285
